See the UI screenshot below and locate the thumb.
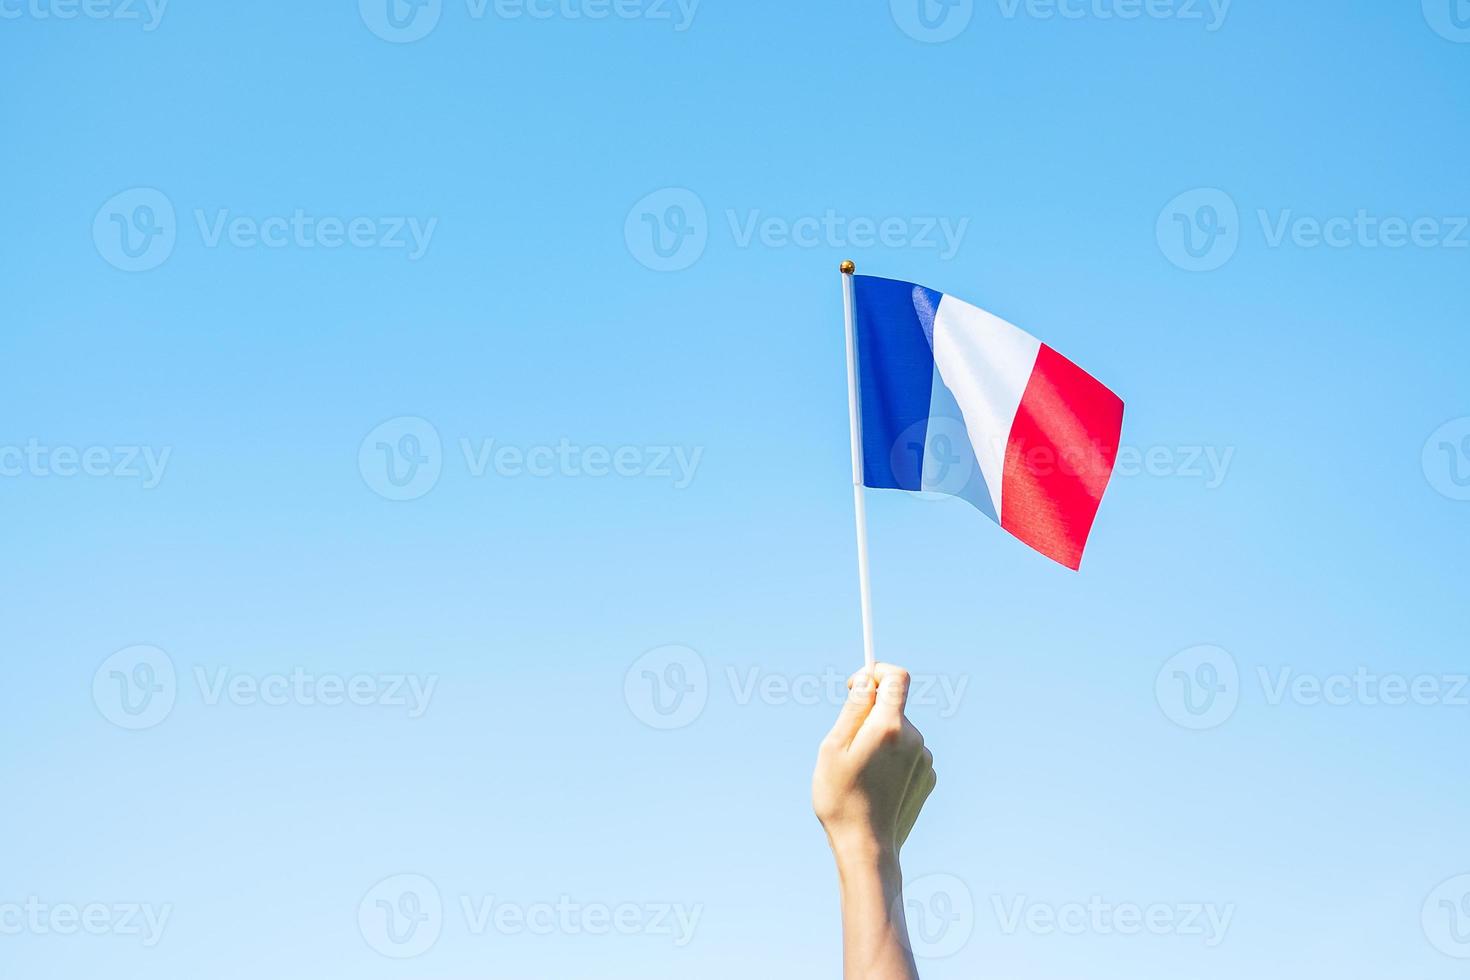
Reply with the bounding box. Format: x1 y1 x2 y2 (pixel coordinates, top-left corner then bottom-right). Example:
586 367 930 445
826 669 877 747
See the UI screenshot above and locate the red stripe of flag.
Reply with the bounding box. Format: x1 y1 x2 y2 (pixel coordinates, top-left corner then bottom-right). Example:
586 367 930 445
1000 344 1125 570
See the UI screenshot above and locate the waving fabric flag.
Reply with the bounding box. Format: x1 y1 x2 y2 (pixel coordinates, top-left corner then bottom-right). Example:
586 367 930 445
852 275 1124 570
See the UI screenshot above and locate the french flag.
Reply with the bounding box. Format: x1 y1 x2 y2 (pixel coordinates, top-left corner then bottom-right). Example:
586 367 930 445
853 275 1124 570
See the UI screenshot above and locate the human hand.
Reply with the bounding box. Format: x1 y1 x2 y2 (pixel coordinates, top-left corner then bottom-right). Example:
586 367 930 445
812 663 936 861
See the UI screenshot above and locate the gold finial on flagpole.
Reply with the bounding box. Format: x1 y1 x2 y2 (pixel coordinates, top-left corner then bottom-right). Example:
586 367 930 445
840 259 856 275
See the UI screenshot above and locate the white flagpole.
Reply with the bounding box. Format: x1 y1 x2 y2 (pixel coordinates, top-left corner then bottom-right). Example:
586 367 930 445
840 260 876 671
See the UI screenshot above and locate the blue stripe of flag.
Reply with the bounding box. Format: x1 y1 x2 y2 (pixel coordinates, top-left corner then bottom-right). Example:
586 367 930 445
853 275 943 491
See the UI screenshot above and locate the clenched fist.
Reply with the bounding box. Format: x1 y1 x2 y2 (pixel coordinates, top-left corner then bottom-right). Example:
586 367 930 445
813 663 936 856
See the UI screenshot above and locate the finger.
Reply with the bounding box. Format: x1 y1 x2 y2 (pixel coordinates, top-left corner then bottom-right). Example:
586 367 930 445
897 764 937 849
825 670 876 747
868 663 911 724
852 695 922 757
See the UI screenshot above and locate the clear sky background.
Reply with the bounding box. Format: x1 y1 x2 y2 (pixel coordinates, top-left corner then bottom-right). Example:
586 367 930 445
3 1 1469 978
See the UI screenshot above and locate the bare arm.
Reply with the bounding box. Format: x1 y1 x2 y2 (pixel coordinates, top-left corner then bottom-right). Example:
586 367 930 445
812 664 937 980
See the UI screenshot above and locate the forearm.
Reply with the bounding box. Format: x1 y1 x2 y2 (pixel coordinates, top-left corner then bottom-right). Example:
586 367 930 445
832 838 919 980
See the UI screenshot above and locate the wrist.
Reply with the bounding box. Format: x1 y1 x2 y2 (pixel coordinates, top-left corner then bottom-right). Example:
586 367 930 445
826 828 900 871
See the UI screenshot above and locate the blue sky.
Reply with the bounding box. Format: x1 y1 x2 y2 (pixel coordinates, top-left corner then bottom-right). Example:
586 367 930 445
3 2 1469 978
